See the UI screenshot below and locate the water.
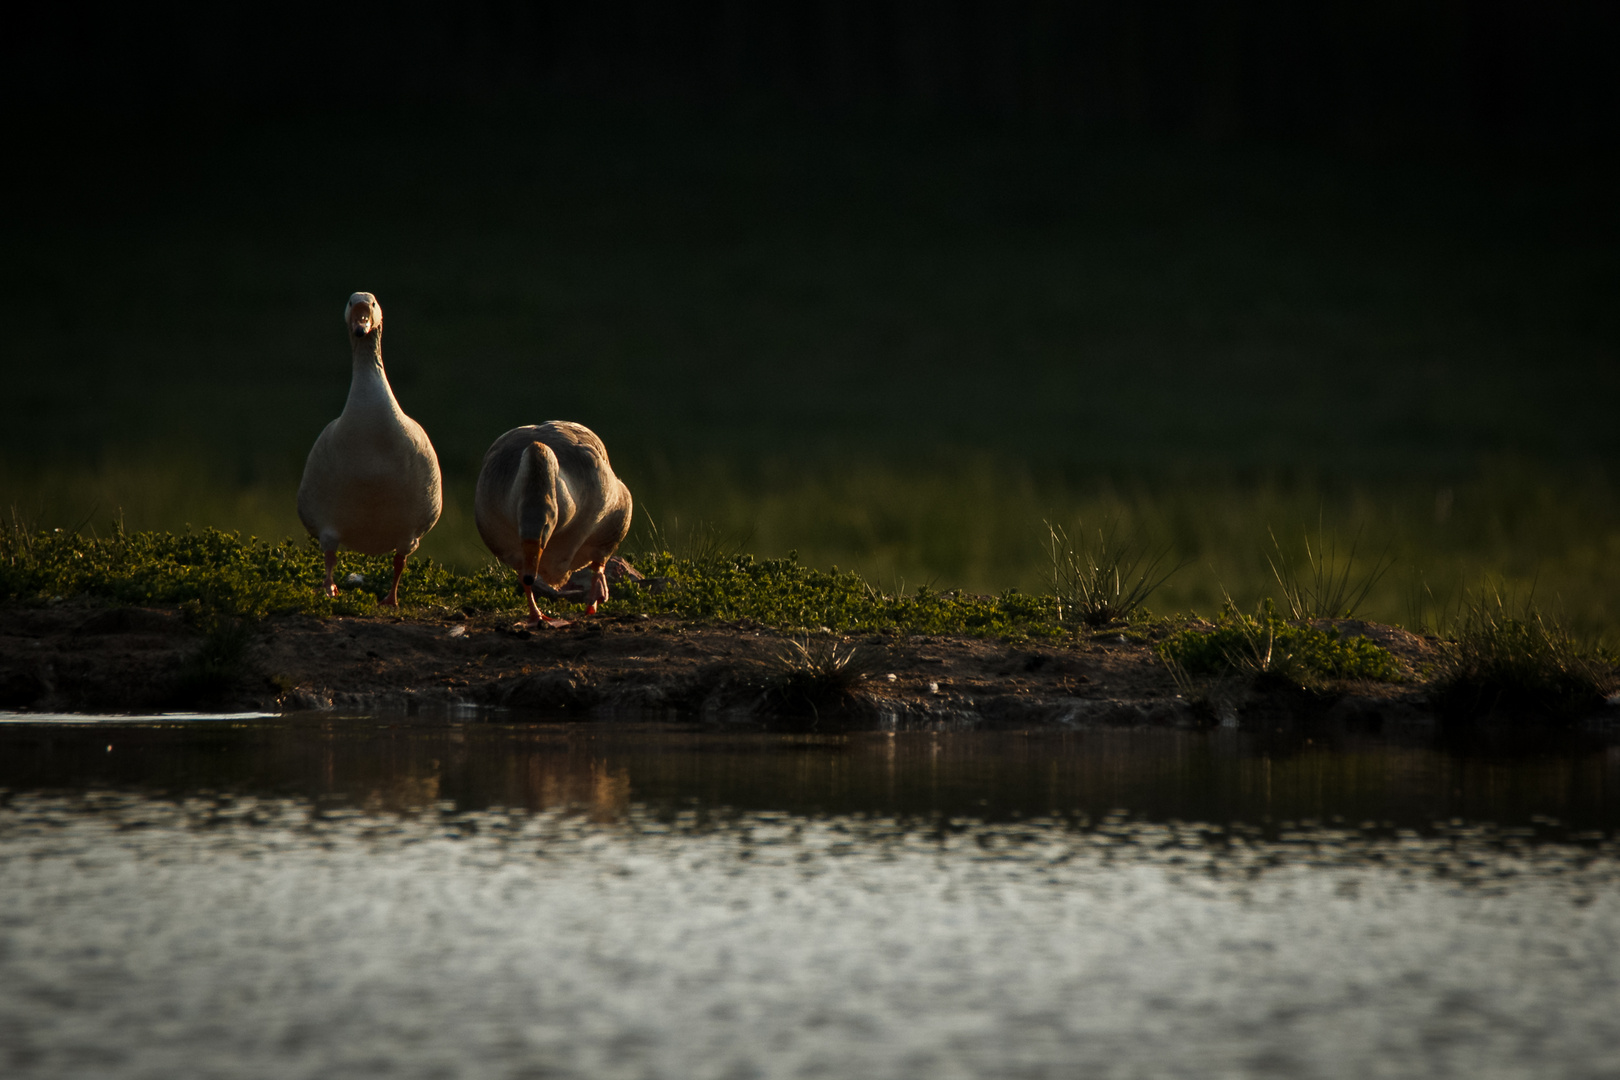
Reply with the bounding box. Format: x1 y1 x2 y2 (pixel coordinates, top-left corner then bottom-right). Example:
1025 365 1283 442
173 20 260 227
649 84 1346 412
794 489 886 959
3 717 1620 1079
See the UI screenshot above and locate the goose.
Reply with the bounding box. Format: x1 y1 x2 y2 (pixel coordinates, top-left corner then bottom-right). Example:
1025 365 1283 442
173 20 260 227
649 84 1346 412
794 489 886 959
475 422 632 626
296 292 442 605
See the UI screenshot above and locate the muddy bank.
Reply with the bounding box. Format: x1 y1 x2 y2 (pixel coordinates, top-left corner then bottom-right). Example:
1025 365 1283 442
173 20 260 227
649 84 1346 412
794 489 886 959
0 600 1463 732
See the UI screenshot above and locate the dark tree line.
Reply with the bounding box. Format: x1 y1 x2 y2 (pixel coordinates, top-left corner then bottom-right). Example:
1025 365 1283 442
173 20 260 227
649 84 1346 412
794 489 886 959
10 1 1620 144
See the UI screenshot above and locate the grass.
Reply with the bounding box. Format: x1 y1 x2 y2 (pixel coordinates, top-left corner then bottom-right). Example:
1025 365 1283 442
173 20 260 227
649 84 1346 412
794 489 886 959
1158 599 1404 688
1427 592 1617 726
595 550 1066 638
0 521 1062 638
10 459 1620 636
0 522 520 621
1267 523 1393 620
1047 521 1182 628
763 636 875 719
0 516 1169 643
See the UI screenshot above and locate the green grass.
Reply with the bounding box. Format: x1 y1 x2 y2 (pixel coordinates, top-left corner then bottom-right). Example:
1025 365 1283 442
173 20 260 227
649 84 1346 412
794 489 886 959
7 460 1620 635
1158 599 1404 687
613 550 1062 637
0 523 518 621
0 522 1060 638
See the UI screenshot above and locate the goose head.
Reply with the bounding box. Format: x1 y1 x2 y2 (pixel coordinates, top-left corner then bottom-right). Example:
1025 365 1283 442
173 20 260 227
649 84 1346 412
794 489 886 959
345 292 383 340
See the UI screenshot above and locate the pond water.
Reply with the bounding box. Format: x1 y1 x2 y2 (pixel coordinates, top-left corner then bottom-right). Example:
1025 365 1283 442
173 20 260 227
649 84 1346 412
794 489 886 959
3 715 1620 1079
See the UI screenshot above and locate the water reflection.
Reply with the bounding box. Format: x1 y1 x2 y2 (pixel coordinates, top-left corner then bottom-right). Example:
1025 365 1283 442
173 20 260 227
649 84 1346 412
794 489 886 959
2 718 1618 835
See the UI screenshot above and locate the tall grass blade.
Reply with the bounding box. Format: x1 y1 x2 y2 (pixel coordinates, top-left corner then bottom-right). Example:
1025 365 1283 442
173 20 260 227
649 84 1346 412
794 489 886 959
1047 521 1183 629
1267 520 1393 621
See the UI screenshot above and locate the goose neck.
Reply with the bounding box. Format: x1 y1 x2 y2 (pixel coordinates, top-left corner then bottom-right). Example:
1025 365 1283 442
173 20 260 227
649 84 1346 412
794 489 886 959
350 330 385 372
343 332 400 415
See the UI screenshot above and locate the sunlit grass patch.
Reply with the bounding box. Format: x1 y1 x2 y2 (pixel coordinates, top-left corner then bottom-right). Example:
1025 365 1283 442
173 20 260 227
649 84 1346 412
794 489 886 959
1157 600 1403 688
0 522 523 620
611 550 1064 639
0 523 1069 639
1428 592 1617 725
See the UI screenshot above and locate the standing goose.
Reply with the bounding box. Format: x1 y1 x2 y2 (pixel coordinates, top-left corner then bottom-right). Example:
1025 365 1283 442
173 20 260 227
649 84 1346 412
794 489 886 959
475 422 632 626
297 292 442 605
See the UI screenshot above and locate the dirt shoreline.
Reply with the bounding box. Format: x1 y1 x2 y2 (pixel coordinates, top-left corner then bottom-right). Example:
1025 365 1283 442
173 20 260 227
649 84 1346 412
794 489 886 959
0 599 1466 732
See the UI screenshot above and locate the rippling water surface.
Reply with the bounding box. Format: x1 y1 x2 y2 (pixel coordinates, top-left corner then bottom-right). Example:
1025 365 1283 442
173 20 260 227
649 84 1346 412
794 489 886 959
3 716 1620 1079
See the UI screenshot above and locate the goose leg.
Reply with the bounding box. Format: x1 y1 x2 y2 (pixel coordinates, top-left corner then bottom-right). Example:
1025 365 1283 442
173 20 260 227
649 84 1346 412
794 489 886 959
521 582 571 628
382 551 406 607
518 522 572 627
585 559 610 615
322 550 339 597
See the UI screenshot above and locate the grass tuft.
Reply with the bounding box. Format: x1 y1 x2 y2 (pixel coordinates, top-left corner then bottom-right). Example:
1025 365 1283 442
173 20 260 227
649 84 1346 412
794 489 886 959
1046 522 1182 629
1429 592 1616 725
763 636 875 718
1158 599 1402 688
1267 523 1393 621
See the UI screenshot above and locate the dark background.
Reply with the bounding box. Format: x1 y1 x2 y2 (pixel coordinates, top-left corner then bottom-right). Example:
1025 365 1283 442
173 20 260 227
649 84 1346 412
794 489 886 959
11 1 1620 145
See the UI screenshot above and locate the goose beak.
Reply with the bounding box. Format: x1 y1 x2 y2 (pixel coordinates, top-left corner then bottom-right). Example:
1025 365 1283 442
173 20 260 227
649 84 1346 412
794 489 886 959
351 318 372 337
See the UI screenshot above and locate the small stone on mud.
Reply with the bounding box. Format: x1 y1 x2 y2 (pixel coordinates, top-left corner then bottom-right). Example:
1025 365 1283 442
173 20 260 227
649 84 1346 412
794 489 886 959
886 673 897 682
446 625 466 638
927 681 940 694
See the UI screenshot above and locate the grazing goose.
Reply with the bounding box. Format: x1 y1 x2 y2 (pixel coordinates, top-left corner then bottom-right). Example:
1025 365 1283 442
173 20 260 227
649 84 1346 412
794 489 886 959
296 292 442 605
475 423 632 626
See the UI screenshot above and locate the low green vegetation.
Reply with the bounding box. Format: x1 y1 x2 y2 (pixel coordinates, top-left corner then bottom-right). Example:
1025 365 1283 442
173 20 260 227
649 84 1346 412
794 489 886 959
0 522 1063 637
610 551 1061 636
11 459 1620 640
0 524 517 621
1158 600 1404 687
